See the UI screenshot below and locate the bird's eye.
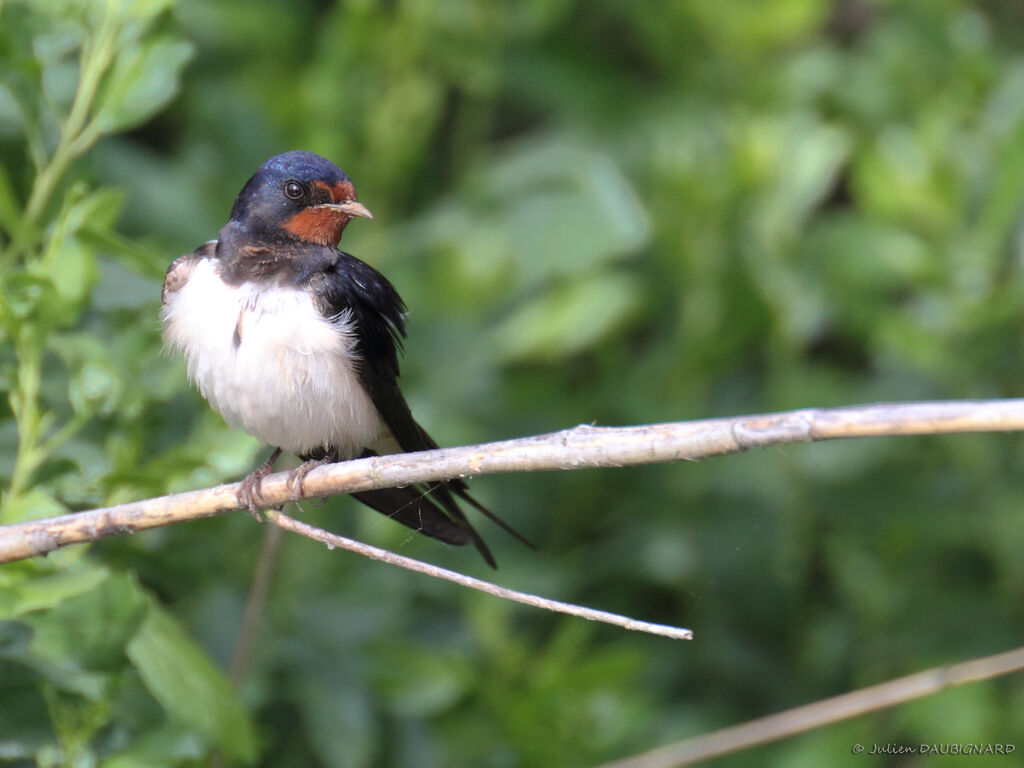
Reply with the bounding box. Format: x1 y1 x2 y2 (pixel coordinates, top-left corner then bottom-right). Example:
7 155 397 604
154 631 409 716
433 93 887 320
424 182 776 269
284 180 304 200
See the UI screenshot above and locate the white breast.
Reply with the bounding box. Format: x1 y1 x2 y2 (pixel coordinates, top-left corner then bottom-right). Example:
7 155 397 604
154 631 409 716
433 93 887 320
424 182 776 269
162 258 383 457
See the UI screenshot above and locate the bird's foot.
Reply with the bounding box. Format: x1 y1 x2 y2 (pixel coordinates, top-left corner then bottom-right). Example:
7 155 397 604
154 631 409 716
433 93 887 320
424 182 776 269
286 454 334 499
237 447 282 520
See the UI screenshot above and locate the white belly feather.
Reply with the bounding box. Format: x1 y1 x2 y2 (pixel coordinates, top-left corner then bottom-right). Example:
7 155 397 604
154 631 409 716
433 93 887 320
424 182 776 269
162 258 383 457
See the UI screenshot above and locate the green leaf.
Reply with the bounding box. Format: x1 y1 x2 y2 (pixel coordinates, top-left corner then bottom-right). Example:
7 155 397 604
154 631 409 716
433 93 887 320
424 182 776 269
492 271 643 362
0 80 28 137
0 486 67 525
0 272 59 321
93 37 193 134
121 0 177 22
126 603 257 764
753 117 850 237
300 670 376 768
0 153 25 240
0 663 53 759
415 137 651 300
26 571 147 673
98 722 204 768
0 620 34 658
61 186 125 235
369 642 470 717
484 140 650 282
68 360 122 416
0 562 107 618
44 236 99 308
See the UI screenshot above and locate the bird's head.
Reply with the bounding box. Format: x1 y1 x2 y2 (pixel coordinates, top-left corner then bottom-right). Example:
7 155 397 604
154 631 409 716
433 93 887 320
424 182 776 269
228 150 372 247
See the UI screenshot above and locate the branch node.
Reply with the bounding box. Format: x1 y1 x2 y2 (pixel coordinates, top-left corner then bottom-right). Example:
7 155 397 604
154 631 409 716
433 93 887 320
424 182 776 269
731 412 814 450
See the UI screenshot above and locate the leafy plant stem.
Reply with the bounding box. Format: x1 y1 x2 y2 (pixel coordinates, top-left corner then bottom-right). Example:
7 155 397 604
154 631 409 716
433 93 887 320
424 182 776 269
5 8 121 506
8 327 43 502
22 7 117 233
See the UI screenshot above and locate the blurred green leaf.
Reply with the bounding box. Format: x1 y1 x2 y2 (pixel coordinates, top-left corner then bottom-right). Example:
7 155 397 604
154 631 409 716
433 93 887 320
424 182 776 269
369 643 470 718
0 562 107 618
0 667 52 759
0 273 59 321
26 571 147 672
44 237 99 307
0 158 24 238
68 360 122 415
300 673 376 768
126 603 257 764
0 620 34 658
122 0 178 22
93 37 193 133
493 272 643 362
422 137 650 297
0 486 67 525
98 723 204 768
60 186 125 235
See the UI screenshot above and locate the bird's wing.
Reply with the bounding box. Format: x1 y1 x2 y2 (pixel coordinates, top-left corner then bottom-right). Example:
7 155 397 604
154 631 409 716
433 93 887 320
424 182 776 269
308 251 503 566
161 241 216 306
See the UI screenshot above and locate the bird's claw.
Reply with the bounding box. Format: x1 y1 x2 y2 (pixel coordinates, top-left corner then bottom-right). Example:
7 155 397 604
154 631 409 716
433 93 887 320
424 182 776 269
286 457 329 499
238 469 271 521
237 448 282 520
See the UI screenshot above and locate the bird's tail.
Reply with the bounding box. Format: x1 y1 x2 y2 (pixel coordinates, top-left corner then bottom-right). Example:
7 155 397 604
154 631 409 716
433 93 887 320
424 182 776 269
353 444 535 567
352 484 497 568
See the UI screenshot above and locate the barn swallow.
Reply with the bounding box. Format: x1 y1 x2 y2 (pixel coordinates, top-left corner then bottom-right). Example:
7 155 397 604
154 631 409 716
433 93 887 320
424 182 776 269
161 150 525 567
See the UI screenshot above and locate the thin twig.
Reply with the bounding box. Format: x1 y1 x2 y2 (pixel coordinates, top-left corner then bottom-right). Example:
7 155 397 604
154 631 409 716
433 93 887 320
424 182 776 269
593 645 1024 768
2 399 1023 563
228 522 284 686
264 508 692 640
207 521 285 768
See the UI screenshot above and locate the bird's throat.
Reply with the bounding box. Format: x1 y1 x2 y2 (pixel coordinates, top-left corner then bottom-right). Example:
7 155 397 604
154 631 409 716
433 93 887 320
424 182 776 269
282 207 349 246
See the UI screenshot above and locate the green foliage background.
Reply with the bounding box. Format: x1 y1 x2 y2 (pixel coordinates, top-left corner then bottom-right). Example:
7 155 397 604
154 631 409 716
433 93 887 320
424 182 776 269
3 0 1024 765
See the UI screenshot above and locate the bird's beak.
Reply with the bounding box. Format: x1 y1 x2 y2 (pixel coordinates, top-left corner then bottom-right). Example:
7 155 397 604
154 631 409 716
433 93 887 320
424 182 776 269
329 200 373 219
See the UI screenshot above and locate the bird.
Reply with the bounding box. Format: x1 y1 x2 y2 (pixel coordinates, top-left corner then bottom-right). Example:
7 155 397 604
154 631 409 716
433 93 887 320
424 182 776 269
161 150 526 567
